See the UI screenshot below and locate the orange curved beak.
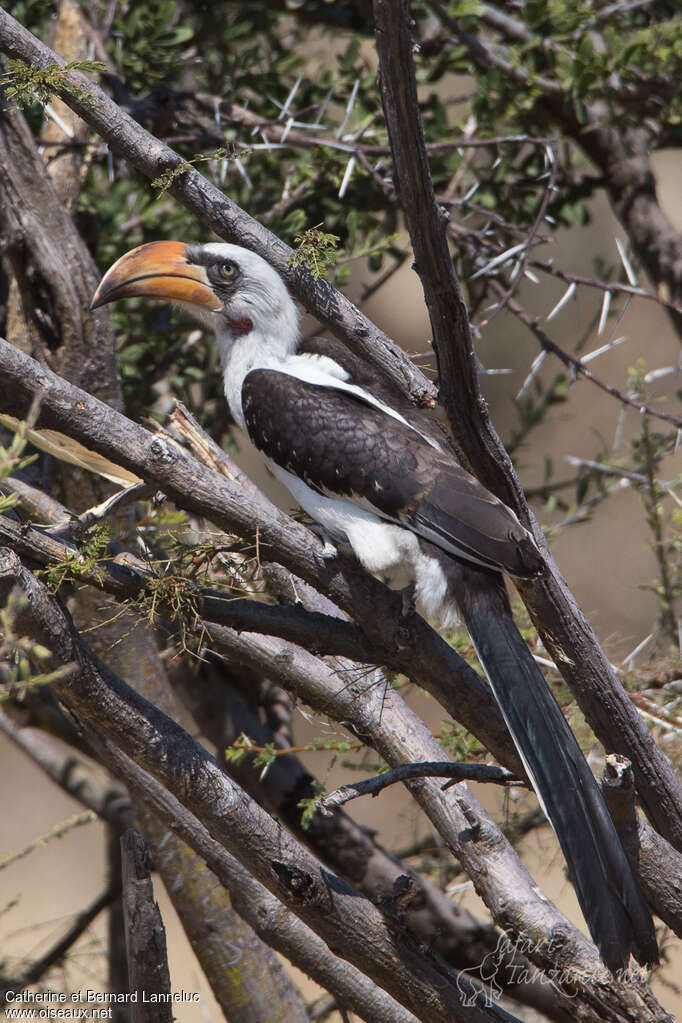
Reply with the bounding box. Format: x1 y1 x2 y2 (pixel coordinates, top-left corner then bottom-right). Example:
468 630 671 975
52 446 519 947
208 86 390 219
90 241 222 312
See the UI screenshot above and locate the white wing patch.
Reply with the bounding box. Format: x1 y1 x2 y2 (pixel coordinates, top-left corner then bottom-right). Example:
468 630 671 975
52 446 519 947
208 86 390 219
279 354 443 452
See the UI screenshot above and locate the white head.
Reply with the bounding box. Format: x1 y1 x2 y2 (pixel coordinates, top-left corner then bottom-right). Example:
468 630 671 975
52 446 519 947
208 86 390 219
91 240 300 358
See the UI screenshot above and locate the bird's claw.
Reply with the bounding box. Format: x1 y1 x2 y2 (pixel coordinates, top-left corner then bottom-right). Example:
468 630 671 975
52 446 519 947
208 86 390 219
308 523 338 560
400 582 416 621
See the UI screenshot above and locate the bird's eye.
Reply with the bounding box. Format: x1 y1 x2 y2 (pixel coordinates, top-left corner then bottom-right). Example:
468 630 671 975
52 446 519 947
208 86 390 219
220 261 236 279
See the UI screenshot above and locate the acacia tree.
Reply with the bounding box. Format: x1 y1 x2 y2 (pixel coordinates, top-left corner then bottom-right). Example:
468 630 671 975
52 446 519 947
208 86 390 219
0 2 681 1022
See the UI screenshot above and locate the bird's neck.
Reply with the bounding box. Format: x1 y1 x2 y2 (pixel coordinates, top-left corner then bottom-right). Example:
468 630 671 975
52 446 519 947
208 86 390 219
216 322 297 430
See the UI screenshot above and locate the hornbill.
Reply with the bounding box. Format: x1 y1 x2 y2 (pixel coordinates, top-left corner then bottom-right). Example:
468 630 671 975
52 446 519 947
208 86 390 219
92 240 658 973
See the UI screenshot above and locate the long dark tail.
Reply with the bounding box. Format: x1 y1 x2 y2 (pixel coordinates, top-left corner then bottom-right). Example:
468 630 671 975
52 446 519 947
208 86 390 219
444 559 658 973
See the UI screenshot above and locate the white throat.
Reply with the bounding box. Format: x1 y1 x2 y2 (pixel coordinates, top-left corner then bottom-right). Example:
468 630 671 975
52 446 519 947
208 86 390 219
217 317 298 431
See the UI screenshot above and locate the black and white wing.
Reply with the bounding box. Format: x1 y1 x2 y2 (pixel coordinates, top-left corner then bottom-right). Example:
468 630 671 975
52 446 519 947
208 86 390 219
241 368 542 578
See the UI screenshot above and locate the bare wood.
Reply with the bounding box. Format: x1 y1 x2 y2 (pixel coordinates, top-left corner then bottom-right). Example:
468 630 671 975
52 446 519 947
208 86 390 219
0 693 312 1022
319 762 522 813
371 0 682 851
105 746 423 1023
3 479 573 1021
0 7 435 407
0 549 520 1023
176 664 577 1023
120 829 173 1022
0 338 522 773
0 509 398 669
1 675 422 1023
602 756 682 939
207 627 670 1023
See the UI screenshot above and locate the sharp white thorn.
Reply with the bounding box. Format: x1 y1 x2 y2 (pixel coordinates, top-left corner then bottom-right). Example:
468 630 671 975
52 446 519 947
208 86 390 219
546 282 576 321
615 237 637 286
597 290 612 335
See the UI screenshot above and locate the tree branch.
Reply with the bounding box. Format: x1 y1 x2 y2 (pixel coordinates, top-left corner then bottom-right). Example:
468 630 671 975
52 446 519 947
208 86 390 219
602 755 682 939
0 8 435 406
103 745 422 1023
0 338 523 774
371 0 682 852
0 548 517 1023
173 662 576 1023
120 830 173 1022
319 762 522 812
206 625 668 1021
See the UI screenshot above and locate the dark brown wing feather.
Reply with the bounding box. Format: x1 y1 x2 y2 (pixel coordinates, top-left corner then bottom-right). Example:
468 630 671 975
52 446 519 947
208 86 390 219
242 369 542 577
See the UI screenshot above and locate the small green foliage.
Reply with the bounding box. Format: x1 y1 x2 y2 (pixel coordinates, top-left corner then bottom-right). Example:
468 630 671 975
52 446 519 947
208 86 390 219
39 524 111 592
0 590 74 700
0 420 36 514
224 736 250 766
289 225 340 280
152 147 251 193
0 58 106 110
224 735 282 769
151 163 193 193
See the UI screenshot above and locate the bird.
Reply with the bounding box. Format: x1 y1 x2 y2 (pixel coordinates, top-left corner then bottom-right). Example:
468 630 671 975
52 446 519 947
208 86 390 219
91 239 658 973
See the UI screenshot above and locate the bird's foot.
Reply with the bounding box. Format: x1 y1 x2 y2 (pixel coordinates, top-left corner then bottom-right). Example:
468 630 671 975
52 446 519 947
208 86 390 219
400 582 416 621
308 523 338 560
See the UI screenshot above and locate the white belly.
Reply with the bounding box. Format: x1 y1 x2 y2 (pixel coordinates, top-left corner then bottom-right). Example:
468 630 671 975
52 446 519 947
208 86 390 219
272 465 460 627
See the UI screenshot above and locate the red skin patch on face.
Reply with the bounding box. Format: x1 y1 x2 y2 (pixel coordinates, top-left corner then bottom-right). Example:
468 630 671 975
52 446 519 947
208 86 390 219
227 315 253 336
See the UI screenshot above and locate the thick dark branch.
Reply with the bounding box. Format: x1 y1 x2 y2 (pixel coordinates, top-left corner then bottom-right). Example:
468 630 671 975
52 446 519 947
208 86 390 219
103 747 421 1023
208 625 651 1011
208 627 672 1020
374 0 489 474
602 756 682 939
0 508 379 661
0 549 516 1023
6 549 660 1017
371 4 682 849
120 830 173 1022
175 658 580 1018
0 8 434 406
175 663 576 1023
319 762 522 812
0 657 311 1023
0 338 522 773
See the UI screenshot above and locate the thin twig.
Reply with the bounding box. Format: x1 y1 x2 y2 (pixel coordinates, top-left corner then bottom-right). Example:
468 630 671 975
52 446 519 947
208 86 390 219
7 886 119 997
318 762 522 813
495 285 682 430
